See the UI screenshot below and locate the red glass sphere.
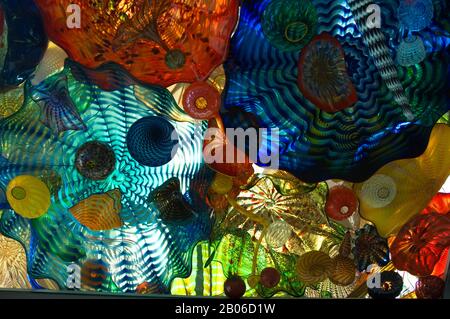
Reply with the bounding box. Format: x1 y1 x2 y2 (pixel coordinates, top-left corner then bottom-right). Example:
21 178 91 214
182 81 221 120
325 186 358 220
260 267 281 289
224 275 246 299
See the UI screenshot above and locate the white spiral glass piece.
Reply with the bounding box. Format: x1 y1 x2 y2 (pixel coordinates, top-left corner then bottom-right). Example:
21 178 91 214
359 174 397 208
265 220 292 249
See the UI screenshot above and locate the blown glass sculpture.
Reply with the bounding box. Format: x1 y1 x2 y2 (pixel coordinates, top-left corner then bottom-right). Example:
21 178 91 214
347 0 413 119
0 61 213 292
0 0 47 90
298 33 358 112
354 124 450 237
221 0 448 182
390 212 450 276
325 186 358 221
396 36 427 67
0 233 30 288
422 193 450 215
296 251 334 285
69 189 123 231
182 82 221 120
33 0 239 87
126 116 179 167
353 224 390 272
415 276 445 299
261 0 318 52
6 175 51 219
398 0 434 32
0 0 449 301
329 255 356 286
367 271 403 299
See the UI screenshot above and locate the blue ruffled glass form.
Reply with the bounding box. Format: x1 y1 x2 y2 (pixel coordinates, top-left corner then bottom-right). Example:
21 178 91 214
220 0 449 183
0 61 213 292
398 0 434 32
126 116 179 167
0 0 48 89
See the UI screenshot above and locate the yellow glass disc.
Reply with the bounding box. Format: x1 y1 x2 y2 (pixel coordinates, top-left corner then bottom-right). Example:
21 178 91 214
6 175 51 219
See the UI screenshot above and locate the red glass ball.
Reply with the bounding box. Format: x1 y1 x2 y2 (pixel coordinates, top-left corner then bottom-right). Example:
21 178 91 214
415 276 445 299
224 275 246 299
325 186 358 220
260 267 281 288
182 81 220 120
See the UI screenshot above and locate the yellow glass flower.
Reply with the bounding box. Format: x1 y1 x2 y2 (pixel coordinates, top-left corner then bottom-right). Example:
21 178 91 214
354 124 450 237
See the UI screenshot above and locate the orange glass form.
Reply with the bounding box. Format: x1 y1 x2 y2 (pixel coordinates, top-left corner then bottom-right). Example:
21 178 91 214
390 212 450 276
34 0 239 87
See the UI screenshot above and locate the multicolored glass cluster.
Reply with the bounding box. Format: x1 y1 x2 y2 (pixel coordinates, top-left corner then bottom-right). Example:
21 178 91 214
0 0 448 299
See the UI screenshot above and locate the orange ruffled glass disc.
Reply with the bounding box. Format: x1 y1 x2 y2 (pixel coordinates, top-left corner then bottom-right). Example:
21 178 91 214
421 193 450 215
390 212 450 276
34 0 239 87
182 81 220 119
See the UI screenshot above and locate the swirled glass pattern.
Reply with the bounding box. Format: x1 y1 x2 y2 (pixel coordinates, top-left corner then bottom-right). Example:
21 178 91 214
0 61 213 292
220 0 449 182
